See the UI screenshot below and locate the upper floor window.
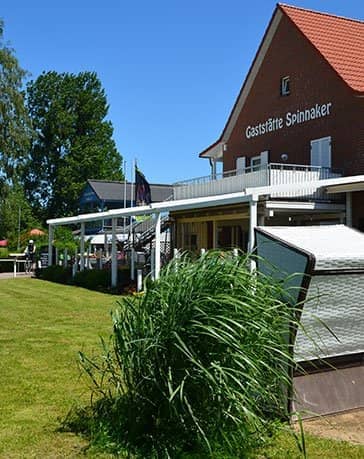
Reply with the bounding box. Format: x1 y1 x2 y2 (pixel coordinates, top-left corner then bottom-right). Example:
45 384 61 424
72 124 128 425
310 136 331 169
236 156 246 174
280 76 290 96
251 156 261 170
251 150 269 171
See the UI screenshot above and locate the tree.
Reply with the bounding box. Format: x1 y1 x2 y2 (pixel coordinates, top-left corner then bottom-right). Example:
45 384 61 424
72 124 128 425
24 71 123 221
0 19 32 184
0 20 34 247
0 181 39 249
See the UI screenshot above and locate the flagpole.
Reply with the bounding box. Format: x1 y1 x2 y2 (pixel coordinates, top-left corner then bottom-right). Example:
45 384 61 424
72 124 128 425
123 160 127 239
129 159 134 241
130 159 134 208
130 158 136 281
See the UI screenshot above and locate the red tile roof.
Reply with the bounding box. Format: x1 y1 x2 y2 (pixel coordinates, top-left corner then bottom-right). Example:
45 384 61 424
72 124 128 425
279 4 364 92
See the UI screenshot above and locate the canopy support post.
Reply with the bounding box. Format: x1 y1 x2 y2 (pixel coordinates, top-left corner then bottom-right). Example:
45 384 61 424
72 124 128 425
111 218 117 288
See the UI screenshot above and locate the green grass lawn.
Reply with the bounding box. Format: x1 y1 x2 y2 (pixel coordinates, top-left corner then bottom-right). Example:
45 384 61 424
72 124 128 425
0 278 363 458
0 278 117 458
261 430 364 459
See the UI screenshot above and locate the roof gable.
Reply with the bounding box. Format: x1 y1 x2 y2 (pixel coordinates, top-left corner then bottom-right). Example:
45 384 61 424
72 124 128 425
280 4 364 93
200 3 363 158
88 180 126 201
79 182 99 206
87 179 173 203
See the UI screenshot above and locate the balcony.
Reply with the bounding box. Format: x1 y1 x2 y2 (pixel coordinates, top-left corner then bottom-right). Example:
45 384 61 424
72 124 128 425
173 163 342 201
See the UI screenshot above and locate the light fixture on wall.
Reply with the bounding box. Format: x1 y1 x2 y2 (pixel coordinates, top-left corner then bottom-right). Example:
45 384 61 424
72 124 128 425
281 153 288 161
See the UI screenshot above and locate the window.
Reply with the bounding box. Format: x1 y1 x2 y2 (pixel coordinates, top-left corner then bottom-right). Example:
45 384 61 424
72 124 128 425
251 151 269 171
181 222 200 251
217 224 244 249
260 150 269 165
251 156 261 170
310 136 331 169
280 76 290 96
236 156 246 174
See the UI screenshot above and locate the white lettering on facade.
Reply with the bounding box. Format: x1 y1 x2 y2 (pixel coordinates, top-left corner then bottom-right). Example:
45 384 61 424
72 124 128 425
245 102 332 139
246 117 284 139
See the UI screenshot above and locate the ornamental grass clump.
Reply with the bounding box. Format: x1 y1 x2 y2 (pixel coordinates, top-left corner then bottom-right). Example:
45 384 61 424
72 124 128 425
79 251 301 457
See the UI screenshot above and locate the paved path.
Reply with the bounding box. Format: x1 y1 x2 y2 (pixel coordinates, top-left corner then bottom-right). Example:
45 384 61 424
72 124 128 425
297 408 364 445
0 272 32 279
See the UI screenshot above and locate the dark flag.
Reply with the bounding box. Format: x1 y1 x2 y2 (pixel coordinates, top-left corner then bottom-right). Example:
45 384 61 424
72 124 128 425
135 166 152 205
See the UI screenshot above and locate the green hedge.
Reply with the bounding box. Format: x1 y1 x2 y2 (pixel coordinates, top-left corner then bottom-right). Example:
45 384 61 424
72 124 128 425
0 260 13 273
73 267 132 292
0 248 11 272
73 269 110 291
36 265 132 293
36 266 72 284
117 266 133 288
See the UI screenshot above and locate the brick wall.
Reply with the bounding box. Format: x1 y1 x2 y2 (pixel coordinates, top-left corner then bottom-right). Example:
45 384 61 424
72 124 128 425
224 15 364 176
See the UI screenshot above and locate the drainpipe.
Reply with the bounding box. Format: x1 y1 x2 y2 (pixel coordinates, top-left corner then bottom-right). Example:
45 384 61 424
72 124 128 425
248 196 258 253
248 196 258 273
48 225 54 266
154 212 161 280
209 158 218 180
111 217 117 287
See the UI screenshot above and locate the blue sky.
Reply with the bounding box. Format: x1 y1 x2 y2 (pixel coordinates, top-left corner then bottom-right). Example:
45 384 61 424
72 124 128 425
1 1 362 184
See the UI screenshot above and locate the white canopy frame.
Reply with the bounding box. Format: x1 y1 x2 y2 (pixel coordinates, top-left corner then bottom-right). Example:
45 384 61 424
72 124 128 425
46 175 356 287
47 192 258 286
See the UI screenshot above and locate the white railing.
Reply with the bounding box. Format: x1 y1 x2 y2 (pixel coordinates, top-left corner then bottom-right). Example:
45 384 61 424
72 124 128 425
173 163 342 200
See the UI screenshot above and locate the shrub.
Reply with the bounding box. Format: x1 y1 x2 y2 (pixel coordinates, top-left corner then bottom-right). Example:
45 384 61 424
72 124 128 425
35 264 132 293
73 269 111 291
37 265 72 284
73 267 132 292
117 266 132 288
0 260 12 272
78 251 302 457
0 248 11 273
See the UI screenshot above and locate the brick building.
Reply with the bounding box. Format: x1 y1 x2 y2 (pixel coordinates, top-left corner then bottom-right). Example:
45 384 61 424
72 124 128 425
171 4 364 250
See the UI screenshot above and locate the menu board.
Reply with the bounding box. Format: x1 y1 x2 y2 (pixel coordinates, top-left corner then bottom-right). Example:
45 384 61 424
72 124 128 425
39 252 49 268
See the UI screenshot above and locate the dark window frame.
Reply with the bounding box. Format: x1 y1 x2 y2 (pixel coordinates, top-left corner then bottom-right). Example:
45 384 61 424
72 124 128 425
280 76 290 96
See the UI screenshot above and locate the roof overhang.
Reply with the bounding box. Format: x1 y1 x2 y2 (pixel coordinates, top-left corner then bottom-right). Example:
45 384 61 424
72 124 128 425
199 141 225 160
325 175 364 194
47 191 255 226
264 200 345 213
47 174 361 228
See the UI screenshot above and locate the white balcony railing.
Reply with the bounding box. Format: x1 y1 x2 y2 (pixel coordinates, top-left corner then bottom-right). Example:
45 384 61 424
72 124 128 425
173 163 342 201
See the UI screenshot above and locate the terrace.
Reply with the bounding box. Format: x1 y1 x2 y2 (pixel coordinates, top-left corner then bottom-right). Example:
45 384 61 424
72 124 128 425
173 163 342 201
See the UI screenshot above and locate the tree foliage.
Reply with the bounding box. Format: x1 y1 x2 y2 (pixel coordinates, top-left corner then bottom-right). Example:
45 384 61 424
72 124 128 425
0 181 39 249
24 71 123 221
53 226 78 252
0 19 32 183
